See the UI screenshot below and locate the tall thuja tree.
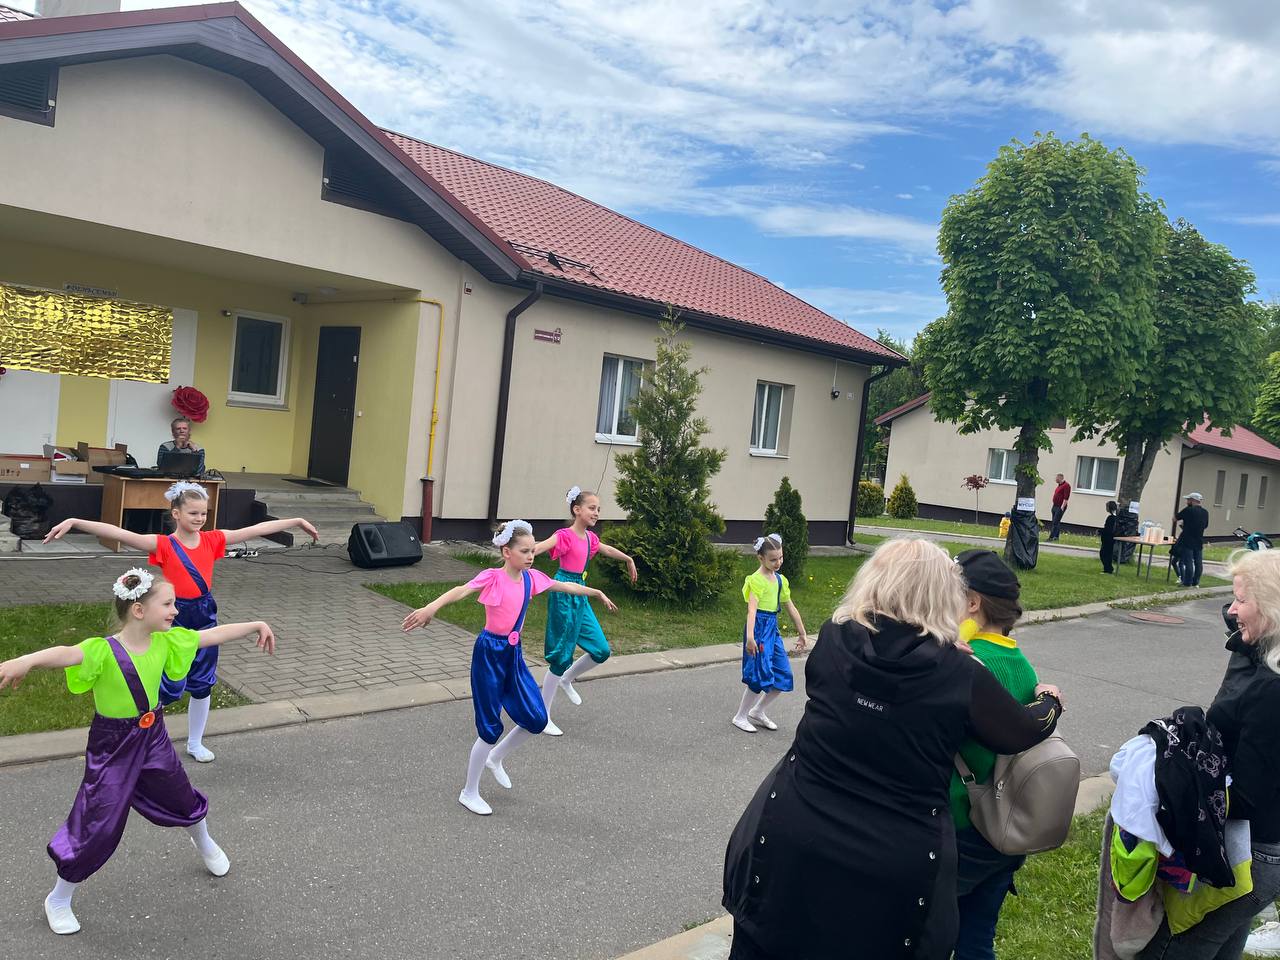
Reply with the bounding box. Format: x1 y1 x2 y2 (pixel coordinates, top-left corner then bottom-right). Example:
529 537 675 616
611 310 734 604
1086 218 1260 522
926 133 1164 567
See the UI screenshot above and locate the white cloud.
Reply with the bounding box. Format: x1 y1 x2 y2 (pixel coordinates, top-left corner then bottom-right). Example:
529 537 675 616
895 193 914 200
1224 214 1280 226
789 286 946 340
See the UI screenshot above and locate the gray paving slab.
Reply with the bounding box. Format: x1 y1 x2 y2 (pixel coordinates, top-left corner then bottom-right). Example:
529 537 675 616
0 596 1241 960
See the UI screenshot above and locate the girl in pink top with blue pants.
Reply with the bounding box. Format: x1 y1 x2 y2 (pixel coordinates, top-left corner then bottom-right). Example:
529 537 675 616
403 520 616 816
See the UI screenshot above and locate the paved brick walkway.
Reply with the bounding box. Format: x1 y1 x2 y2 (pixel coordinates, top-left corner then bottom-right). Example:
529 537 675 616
0 544 484 702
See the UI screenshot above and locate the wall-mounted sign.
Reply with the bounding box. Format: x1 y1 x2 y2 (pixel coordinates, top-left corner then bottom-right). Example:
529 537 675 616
63 282 119 298
533 327 562 344
1016 497 1035 512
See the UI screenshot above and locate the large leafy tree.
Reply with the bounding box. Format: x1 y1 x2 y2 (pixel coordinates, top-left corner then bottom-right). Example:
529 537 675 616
926 133 1164 566
1254 352 1280 443
1085 219 1260 515
862 328 931 474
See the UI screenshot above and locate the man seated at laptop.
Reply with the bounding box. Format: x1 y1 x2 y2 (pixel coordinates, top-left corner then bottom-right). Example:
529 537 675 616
157 416 205 474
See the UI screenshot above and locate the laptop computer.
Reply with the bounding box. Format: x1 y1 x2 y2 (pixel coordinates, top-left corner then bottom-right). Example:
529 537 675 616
157 448 202 478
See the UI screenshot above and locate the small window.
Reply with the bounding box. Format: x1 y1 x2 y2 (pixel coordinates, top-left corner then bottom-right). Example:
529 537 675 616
1049 417 1068 430
1239 473 1250 509
1076 456 1119 495
750 381 792 455
1262 477 1270 510
596 355 644 442
1215 470 1226 507
228 312 289 406
988 448 1019 483
0 64 57 126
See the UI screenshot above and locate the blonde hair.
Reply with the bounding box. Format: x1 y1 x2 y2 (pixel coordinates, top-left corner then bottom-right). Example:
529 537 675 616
1228 549 1280 674
833 537 967 643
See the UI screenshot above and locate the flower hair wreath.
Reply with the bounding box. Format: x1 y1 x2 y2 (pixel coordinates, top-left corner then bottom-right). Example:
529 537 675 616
565 485 582 506
112 568 154 601
492 519 533 547
753 533 783 552
164 481 208 503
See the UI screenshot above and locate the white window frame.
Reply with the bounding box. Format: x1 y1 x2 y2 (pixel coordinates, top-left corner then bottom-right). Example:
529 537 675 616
227 310 290 408
987 448 1018 484
750 381 788 456
1076 455 1119 495
595 354 645 445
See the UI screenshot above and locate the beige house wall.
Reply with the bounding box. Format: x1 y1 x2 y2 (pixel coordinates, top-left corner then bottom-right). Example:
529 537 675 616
1179 451 1279 537
439 283 869 525
882 407 1181 531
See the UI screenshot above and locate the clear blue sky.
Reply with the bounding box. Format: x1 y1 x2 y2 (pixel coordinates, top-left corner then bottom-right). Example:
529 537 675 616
122 0 1280 345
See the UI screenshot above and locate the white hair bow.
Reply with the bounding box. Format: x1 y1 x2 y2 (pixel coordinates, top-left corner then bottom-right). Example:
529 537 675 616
492 519 533 547
164 480 208 503
566 485 582 506
112 568 154 601
753 533 783 552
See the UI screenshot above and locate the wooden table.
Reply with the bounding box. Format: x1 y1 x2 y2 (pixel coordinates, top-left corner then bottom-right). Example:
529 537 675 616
98 475 223 551
1114 535 1176 581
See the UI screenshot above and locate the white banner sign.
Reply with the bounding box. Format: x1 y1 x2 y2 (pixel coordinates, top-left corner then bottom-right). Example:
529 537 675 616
1128 501 1141 514
1016 498 1035 512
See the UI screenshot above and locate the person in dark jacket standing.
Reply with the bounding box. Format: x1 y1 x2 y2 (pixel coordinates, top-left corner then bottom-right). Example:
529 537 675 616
1048 474 1071 541
1101 501 1119 574
1174 492 1210 587
722 538 1064 960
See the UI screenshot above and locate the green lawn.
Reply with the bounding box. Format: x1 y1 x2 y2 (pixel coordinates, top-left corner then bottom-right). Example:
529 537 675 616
0 601 250 737
994 810 1105 958
373 541 1224 663
857 515 1241 562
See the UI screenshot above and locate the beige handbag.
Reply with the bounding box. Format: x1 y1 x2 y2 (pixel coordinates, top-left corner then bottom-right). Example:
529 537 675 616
954 736 1081 855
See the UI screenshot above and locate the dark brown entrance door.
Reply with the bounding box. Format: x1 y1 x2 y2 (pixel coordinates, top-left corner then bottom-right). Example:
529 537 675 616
307 326 361 485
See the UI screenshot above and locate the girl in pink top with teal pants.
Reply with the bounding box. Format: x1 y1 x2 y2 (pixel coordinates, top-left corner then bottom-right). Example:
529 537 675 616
403 519 616 816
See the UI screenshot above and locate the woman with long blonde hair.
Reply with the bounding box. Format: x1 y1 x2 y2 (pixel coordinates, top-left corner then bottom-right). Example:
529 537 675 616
722 538 1064 959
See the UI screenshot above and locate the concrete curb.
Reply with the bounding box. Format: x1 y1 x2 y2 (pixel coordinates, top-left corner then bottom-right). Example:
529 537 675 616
612 773 1117 960
0 585 1230 768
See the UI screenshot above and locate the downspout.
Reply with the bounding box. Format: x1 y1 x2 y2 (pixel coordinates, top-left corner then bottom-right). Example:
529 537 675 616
487 282 544 525
847 365 895 543
414 298 445 542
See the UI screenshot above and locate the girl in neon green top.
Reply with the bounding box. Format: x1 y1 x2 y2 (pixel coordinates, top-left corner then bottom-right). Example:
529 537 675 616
0 568 276 937
732 534 809 733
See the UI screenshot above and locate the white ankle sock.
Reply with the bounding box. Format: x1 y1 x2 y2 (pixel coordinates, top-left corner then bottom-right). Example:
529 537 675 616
47 877 77 910
563 653 597 684
186 695 211 749
733 688 758 722
187 819 217 857
751 691 781 718
463 737 490 799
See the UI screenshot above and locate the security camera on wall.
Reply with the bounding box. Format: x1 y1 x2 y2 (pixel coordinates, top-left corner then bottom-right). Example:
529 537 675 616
831 388 842 399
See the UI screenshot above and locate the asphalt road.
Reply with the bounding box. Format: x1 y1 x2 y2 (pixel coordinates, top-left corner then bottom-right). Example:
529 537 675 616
0 596 1234 960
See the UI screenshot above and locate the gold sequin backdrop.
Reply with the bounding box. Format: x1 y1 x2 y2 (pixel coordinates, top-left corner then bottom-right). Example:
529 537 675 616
0 283 173 382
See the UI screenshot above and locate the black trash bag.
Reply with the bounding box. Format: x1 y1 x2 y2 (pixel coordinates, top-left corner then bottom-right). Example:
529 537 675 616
1115 511 1138 564
1005 508 1040 569
2 483 54 539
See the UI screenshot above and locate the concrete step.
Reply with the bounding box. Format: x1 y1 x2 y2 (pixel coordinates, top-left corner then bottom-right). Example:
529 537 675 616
264 503 380 522
248 487 367 505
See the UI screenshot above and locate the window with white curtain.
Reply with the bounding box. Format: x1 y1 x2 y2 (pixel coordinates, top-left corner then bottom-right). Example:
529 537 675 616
596 355 645 442
1076 456 1120 495
988 448 1019 483
751 381 789 454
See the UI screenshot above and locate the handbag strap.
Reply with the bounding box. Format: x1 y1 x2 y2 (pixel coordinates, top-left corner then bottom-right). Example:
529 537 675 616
954 754 978 785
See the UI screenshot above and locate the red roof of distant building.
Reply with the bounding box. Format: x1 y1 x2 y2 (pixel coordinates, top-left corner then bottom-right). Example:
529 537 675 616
386 133 903 362
1186 419 1280 464
874 392 931 426
0 4 35 21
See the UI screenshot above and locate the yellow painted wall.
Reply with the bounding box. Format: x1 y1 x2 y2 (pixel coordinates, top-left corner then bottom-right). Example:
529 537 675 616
294 301 422 518
55 376 109 447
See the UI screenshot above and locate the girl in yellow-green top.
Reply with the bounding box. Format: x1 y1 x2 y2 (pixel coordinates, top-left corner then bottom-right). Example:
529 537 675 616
732 534 809 733
950 549 1060 960
0 568 276 937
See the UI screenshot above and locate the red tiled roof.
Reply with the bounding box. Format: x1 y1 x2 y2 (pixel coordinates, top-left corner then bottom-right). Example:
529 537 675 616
874 392 931 426
386 132 903 363
1187 419 1280 465
0 4 35 21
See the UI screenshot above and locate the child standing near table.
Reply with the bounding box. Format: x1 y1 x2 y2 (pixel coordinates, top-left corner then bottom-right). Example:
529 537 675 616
44 482 317 762
731 534 808 733
402 520 617 816
0 569 276 935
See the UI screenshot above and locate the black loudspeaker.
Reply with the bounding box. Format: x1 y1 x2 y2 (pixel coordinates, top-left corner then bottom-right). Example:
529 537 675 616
347 521 423 568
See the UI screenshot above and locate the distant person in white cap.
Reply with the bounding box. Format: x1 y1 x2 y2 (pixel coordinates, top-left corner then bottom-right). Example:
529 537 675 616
1174 492 1210 587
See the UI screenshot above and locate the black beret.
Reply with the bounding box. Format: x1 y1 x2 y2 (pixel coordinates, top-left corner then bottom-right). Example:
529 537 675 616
956 549 1020 600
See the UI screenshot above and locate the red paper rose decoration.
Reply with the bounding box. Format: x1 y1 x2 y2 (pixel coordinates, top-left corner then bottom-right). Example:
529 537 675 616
172 385 210 423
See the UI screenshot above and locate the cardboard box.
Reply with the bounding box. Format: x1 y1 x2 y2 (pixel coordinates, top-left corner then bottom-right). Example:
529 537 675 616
51 459 89 482
0 455 53 484
75 442 129 484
